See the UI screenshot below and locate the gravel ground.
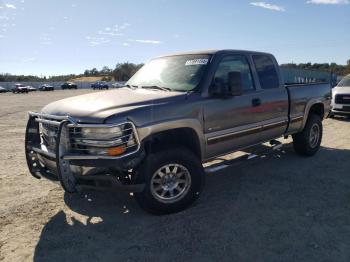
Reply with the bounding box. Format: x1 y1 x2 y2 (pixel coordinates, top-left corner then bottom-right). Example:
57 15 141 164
1 90 350 262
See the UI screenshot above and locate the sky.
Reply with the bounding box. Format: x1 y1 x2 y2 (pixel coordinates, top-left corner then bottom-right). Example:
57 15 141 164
0 0 349 76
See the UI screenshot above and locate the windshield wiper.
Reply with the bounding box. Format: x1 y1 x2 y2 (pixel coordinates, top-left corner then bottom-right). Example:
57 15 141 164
141 85 171 92
123 84 138 89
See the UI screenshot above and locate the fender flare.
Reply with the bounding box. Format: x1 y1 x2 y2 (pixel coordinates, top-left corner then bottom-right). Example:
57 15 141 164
301 98 326 129
137 118 205 159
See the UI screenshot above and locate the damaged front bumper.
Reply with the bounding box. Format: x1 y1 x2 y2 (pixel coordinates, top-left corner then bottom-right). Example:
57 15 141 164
25 112 145 193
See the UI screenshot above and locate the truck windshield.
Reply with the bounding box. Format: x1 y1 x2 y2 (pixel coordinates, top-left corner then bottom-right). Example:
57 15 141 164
126 54 211 92
338 75 350 87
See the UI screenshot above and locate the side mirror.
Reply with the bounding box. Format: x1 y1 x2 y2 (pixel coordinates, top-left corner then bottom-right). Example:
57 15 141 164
228 71 243 96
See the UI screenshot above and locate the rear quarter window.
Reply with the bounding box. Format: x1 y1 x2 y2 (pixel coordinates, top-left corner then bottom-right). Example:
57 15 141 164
253 55 280 89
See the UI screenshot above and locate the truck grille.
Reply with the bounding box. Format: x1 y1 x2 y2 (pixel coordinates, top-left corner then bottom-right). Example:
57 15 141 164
335 94 350 104
37 114 140 158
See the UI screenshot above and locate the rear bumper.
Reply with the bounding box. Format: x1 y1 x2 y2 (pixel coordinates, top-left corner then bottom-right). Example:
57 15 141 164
25 112 145 192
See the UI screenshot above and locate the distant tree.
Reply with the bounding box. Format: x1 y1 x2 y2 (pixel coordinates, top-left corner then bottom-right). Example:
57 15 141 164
90 68 98 76
100 66 112 75
112 62 143 81
345 59 350 75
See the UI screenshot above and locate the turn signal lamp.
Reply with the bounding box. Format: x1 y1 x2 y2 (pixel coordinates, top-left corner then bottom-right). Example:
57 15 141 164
107 145 126 156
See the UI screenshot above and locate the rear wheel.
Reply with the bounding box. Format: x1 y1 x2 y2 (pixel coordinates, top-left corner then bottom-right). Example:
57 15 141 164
134 147 205 215
292 114 322 156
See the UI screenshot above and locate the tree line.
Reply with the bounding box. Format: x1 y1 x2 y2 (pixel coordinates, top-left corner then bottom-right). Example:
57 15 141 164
0 62 144 82
1 60 349 83
83 63 143 81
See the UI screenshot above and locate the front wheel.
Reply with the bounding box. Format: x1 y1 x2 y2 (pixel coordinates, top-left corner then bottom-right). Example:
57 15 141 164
292 114 322 156
134 147 205 215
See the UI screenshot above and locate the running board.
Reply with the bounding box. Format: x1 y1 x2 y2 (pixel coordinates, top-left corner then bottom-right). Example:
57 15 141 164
205 140 284 174
270 139 283 150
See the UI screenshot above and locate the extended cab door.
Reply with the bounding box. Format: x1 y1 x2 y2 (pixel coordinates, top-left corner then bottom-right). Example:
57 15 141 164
203 53 289 160
203 54 265 159
250 54 289 142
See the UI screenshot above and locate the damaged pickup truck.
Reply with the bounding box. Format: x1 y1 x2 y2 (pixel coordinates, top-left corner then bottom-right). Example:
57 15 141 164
25 50 331 214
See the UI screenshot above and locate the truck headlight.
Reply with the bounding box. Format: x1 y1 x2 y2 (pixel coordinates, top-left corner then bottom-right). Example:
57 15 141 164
80 126 124 155
69 122 138 157
81 126 123 140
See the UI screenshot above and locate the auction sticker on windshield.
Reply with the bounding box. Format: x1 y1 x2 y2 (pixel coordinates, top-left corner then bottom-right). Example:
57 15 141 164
185 59 209 66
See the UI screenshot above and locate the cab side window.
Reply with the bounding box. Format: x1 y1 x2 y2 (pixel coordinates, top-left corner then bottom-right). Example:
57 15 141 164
253 55 279 89
212 55 255 93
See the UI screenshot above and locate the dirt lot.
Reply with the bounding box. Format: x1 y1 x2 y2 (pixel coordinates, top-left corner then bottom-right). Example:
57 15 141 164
0 90 350 262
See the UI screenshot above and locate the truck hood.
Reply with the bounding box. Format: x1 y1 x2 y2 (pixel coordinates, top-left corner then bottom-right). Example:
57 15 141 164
41 88 187 123
333 86 350 94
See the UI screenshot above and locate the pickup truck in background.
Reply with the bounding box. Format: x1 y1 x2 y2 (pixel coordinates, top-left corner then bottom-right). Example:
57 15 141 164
39 84 54 91
91 81 109 90
330 74 350 117
25 50 331 214
12 83 29 93
61 82 78 90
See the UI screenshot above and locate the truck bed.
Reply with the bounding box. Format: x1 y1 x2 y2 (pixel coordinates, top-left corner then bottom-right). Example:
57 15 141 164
286 82 331 134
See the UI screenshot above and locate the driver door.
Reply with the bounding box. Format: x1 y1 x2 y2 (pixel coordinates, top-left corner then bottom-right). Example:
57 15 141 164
203 55 263 159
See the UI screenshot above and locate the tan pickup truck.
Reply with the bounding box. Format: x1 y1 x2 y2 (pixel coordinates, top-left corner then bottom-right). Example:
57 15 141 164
25 50 331 214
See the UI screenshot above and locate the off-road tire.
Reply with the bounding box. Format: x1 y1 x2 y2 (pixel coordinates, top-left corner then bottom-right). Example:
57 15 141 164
134 147 205 215
292 114 322 156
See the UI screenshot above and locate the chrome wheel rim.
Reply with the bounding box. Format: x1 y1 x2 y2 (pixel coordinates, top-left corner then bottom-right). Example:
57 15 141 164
309 123 320 148
150 164 191 204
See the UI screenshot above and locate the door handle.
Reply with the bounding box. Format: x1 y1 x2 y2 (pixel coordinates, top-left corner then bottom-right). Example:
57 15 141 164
252 98 261 107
